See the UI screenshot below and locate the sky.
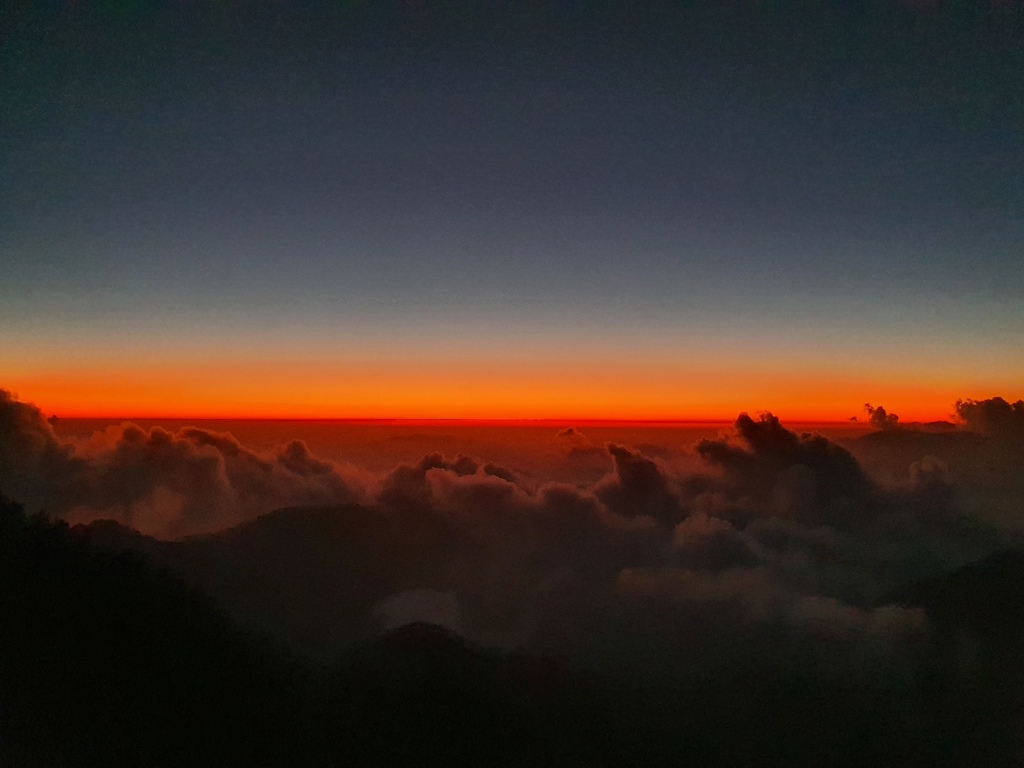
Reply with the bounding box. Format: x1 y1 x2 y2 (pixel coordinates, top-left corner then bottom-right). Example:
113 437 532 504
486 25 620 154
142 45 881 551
2 1 1022 420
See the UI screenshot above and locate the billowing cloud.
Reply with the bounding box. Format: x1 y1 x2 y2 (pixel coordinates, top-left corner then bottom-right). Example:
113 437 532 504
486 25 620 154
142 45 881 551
595 443 683 523
0 389 366 537
553 426 607 464
670 512 759 571
955 396 1024 438
849 396 1024 538
694 412 875 528
864 402 900 430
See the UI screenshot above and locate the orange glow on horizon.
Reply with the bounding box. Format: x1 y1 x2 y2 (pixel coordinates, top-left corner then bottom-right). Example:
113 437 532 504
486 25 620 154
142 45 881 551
6 363 978 425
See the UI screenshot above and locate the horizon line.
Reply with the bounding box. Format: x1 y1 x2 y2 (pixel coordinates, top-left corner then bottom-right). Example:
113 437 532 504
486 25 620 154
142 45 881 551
47 414 881 427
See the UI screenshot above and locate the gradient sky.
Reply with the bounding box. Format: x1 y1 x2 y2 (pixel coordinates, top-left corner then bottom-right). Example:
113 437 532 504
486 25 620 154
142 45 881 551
2 1 1021 420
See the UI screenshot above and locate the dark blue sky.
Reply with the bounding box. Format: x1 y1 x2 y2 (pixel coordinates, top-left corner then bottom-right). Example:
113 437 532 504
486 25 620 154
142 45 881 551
2 1 1022 417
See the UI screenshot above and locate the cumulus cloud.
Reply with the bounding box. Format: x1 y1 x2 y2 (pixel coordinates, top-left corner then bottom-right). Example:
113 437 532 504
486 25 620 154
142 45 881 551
370 454 664 647
0 390 80 511
0 389 366 537
849 396 1024 536
864 403 900 430
694 412 875 528
671 513 759 571
595 444 682 523
552 426 607 463
955 396 1024 438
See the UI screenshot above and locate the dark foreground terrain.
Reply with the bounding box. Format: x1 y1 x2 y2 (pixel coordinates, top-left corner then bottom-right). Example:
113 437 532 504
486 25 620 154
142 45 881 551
2 495 1023 767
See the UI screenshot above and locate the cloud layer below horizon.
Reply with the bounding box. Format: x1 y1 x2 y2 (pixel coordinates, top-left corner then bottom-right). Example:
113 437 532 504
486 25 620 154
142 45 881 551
7 386 1024 763
3 388 1023 661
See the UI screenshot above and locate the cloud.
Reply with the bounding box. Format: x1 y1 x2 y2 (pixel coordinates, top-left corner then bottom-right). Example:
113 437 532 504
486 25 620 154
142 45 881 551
595 443 683 523
0 389 80 513
377 453 521 509
694 413 875 527
553 426 607 462
373 459 665 647
671 513 759 571
0 389 366 537
615 564 787 615
4 385 1022 715
864 403 900 430
955 396 1024 438
849 397 1024 537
